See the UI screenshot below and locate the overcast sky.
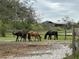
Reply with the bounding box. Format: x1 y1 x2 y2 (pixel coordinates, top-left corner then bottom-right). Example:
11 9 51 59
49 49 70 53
21 0 79 23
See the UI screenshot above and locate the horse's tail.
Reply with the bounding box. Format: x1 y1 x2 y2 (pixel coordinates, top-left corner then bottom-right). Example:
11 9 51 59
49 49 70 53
28 33 31 41
44 33 47 39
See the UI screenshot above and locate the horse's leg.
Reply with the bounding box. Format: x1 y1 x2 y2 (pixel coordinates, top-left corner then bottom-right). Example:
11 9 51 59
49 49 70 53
34 36 37 41
22 37 25 42
28 34 30 41
16 36 19 42
54 34 58 40
54 35 56 40
54 35 57 40
25 34 27 42
56 35 58 40
37 36 40 42
54 35 58 40
48 35 51 40
28 34 31 42
20 36 22 42
49 35 52 40
44 34 47 40
37 36 39 41
24 34 27 42
24 37 26 42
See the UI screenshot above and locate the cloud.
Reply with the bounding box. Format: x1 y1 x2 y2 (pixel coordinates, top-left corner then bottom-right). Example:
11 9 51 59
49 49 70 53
48 0 79 3
32 0 79 22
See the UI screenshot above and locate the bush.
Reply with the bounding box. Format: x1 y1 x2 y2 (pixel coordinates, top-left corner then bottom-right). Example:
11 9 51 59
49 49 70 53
0 23 7 37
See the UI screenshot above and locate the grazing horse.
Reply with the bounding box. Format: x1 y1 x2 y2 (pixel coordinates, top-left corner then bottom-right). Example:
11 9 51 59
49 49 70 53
44 31 58 40
12 31 28 42
28 31 41 41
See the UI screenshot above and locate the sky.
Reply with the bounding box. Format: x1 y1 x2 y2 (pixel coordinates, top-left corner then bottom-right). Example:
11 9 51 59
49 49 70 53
20 0 79 23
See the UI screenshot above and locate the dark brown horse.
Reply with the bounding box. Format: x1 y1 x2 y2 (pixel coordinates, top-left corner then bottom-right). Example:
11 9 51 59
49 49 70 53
12 30 28 42
28 31 41 41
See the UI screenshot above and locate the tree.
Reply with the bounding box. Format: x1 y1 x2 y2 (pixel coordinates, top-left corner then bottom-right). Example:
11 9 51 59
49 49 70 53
0 0 37 37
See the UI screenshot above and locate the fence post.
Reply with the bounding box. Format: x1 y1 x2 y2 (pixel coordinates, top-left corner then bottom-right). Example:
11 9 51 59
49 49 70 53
64 24 67 40
72 25 76 57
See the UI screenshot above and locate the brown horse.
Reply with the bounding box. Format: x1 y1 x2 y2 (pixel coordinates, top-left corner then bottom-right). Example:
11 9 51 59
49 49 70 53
28 31 41 41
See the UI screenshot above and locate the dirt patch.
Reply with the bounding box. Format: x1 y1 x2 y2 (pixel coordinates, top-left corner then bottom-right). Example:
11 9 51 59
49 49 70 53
0 42 52 58
0 40 72 59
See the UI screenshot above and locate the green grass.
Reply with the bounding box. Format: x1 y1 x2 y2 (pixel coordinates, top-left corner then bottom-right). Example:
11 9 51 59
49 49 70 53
58 35 72 40
0 33 15 41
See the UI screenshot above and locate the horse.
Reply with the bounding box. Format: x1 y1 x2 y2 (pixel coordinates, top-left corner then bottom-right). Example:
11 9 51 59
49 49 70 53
44 30 58 40
28 31 41 41
12 30 28 42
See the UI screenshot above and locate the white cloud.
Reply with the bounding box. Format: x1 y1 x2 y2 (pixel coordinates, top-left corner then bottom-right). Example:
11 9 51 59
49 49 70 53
44 2 66 11
32 0 79 22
